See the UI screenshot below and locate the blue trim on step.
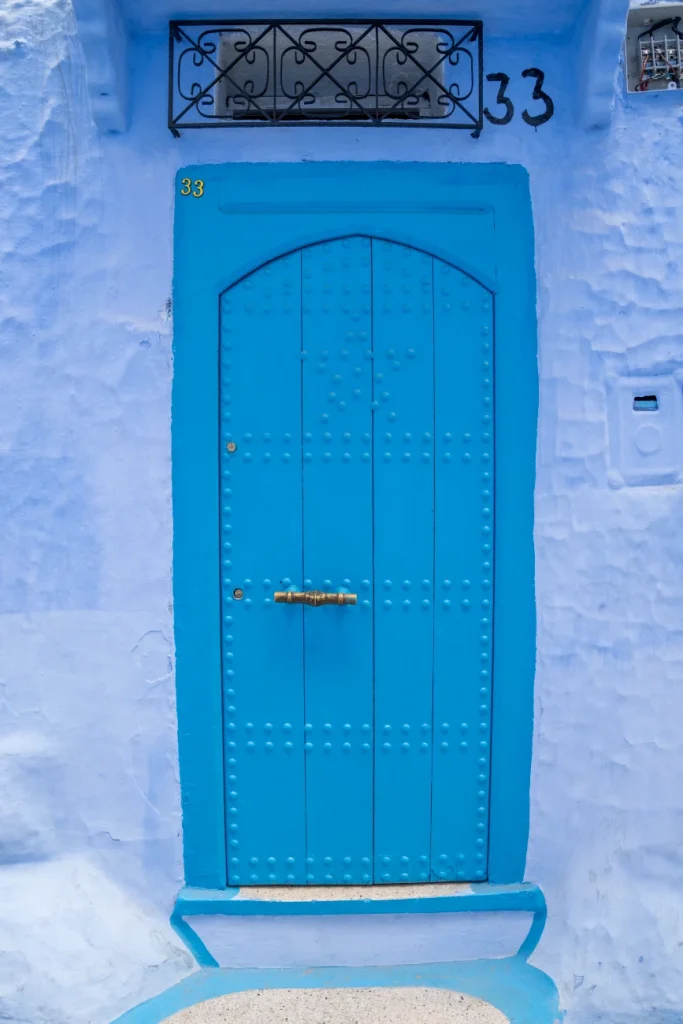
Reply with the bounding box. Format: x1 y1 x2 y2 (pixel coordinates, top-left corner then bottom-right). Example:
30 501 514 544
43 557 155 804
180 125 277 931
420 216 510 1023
170 909 219 969
111 957 560 1024
170 881 548 970
175 880 544 917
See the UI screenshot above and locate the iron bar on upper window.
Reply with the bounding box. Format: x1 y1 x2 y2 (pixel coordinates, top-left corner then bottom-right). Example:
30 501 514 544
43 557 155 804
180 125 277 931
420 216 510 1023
169 20 483 134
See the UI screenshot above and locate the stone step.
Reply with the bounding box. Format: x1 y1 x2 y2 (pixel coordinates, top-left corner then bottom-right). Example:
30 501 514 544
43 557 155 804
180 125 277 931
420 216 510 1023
161 986 508 1024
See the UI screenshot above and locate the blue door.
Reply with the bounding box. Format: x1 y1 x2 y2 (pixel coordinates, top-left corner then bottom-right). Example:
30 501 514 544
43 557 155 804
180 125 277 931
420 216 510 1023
221 236 493 886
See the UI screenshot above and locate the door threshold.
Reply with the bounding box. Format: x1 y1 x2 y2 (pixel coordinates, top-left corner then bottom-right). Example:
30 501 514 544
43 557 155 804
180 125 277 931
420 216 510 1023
232 881 470 902
176 880 543 916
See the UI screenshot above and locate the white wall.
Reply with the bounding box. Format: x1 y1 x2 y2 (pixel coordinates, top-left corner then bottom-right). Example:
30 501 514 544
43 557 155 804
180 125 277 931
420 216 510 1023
1 1 683 1022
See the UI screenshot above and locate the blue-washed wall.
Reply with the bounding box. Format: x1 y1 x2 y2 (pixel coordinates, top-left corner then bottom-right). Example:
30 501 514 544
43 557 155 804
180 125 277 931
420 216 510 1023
1 1 683 1021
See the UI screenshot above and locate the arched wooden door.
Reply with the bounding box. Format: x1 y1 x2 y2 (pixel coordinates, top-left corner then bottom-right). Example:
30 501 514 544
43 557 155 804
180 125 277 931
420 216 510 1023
220 236 493 886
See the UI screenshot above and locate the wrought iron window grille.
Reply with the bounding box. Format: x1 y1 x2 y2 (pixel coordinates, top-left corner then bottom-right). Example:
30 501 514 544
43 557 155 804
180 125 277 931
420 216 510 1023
169 20 484 135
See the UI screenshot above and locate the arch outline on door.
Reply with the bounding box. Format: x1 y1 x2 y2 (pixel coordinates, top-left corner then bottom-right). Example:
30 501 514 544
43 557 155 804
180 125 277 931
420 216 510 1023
218 233 496 301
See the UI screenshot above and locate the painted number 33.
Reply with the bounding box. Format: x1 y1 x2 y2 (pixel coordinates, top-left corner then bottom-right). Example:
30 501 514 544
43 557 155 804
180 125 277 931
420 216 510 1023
180 178 204 197
484 68 554 128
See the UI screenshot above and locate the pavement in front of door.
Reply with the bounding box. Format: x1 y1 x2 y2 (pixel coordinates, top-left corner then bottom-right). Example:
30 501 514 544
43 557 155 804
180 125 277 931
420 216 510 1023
160 986 508 1023
112 959 560 1024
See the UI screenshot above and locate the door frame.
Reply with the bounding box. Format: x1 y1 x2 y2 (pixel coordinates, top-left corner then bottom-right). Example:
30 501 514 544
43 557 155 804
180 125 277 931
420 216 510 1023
172 162 537 889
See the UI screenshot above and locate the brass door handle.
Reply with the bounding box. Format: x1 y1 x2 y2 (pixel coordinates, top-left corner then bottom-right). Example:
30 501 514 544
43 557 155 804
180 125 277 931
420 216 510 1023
274 590 357 606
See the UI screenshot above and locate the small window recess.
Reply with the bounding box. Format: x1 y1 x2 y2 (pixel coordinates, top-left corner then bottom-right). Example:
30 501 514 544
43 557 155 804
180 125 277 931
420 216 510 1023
625 4 683 93
633 394 659 410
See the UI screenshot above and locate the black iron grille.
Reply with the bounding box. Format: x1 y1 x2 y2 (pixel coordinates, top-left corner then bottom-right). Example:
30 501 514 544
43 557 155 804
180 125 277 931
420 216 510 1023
169 20 483 134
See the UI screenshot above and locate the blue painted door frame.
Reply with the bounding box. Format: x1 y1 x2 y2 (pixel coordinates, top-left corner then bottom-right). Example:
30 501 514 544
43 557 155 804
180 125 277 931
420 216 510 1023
172 162 537 890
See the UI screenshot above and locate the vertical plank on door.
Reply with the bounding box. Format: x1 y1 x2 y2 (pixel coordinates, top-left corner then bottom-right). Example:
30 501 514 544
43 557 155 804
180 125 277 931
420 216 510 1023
432 261 494 882
221 254 306 885
372 241 435 883
302 238 374 884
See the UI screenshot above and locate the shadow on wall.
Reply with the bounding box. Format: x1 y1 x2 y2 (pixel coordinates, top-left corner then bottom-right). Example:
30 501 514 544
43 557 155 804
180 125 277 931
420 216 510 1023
0 731 193 1023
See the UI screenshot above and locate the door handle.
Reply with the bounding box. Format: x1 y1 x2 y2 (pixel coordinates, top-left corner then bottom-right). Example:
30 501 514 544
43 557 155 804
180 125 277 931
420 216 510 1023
274 590 357 606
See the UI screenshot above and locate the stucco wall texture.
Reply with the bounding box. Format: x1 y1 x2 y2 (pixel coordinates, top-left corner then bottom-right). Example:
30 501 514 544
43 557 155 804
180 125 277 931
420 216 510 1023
1 1 682 1021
